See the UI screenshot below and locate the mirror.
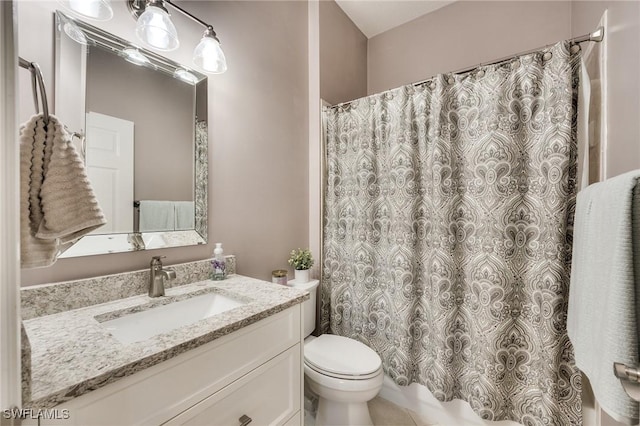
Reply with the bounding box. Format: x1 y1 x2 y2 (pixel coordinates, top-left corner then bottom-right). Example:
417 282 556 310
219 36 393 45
54 11 208 257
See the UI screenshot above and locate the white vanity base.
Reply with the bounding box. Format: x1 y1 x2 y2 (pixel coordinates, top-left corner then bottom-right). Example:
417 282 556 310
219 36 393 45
25 306 303 426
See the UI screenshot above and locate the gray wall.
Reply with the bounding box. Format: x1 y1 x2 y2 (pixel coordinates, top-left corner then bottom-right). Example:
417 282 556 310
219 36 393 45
86 48 194 201
190 0 309 281
20 1 309 285
367 1 572 94
319 0 367 105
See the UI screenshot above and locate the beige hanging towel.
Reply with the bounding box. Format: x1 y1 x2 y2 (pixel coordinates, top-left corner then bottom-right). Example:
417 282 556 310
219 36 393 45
20 114 106 268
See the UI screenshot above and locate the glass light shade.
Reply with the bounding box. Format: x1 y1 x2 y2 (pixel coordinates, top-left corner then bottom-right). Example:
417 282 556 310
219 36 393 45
193 36 227 74
135 4 179 52
59 0 113 21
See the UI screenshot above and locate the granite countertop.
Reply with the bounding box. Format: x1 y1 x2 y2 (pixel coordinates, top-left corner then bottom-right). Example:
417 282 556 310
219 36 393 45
22 275 308 409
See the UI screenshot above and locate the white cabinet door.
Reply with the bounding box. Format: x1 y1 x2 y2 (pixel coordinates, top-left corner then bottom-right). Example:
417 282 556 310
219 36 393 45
163 347 301 426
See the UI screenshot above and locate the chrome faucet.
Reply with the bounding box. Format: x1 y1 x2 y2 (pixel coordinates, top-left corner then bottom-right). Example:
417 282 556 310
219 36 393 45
149 255 176 297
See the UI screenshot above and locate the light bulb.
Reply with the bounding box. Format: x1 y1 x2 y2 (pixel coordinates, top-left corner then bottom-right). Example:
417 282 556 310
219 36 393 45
58 13 87 45
174 69 199 85
59 0 113 21
135 2 179 52
122 48 150 67
193 32 227 74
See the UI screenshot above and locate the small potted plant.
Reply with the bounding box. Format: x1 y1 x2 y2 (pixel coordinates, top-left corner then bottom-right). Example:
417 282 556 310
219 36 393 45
288 248 314 284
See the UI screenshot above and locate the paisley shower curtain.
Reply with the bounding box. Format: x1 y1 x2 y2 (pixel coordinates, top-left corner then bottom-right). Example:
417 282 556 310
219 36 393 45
321 41 582 425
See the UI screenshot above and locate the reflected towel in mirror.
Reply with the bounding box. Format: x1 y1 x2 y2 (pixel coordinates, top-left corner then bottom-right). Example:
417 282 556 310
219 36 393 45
174 201 194 230
138 200 175 232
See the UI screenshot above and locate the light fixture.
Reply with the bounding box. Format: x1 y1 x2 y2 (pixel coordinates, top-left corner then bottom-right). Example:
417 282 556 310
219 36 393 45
128 0 227 74
121 47 151 67
56 11 206 85
134 0 179 51
173 69 199 85
58 0 113 21
193 27 227 74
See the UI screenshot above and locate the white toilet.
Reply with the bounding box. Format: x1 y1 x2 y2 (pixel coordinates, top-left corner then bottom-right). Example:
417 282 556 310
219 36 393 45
290 279 383 426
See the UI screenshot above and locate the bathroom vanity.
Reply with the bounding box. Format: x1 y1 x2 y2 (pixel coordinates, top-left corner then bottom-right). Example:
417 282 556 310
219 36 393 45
20 266 308 426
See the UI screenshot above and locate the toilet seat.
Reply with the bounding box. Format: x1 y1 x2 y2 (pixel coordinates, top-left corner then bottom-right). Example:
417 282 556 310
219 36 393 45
304 334 382 380
304 360 382 380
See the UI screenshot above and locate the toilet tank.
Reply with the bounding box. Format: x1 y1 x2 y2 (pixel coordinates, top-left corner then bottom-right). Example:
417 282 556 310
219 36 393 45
290 279 319 337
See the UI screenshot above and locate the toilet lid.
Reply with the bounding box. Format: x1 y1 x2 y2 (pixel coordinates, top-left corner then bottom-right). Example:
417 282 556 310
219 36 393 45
304 334 381 377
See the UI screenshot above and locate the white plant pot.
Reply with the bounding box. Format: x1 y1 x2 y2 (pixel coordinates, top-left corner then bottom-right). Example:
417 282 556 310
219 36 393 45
294 269 310 284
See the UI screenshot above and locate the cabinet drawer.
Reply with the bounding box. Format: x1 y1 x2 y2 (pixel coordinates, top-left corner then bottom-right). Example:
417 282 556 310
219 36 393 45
44 306 301 426
164 346 301 426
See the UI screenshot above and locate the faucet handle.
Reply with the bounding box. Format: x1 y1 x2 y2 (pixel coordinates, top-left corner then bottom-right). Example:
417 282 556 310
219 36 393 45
150 255 166 266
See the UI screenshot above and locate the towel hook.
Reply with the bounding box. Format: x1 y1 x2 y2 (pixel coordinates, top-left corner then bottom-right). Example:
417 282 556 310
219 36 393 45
614 362 640 384
65 126 86 160
18 57 50 126
614 362 640 401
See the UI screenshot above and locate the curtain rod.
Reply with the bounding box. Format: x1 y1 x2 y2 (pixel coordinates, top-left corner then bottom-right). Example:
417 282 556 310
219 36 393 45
329 27 604 110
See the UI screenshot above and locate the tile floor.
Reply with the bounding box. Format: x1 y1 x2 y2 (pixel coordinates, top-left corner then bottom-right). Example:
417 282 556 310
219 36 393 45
304 396 438 426
368 396 438 426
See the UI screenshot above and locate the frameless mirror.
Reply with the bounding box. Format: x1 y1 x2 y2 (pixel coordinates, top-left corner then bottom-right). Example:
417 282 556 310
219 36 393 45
54 11 208 257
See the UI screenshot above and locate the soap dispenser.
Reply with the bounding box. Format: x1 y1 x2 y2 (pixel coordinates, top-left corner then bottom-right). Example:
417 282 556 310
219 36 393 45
211 243 226 280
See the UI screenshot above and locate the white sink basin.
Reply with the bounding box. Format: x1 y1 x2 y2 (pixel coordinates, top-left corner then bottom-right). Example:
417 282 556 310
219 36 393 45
100 292 246 344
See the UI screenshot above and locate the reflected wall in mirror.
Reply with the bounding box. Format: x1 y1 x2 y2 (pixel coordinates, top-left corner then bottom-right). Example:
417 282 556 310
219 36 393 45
54 11 208 257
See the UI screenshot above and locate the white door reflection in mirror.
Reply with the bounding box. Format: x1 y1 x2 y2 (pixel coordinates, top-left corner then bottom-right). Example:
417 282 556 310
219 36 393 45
86 111 134 234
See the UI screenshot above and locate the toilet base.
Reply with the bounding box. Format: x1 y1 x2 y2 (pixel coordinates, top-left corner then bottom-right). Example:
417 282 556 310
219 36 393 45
315 398 373 426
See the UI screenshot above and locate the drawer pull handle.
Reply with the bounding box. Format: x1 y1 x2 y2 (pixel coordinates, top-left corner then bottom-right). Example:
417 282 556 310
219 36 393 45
239 414 252 426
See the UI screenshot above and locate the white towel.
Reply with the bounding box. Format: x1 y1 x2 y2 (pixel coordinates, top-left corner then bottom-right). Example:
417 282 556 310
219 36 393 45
174 201 194 230
20 114 106 268
138 200 175 232
567 170 640 424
